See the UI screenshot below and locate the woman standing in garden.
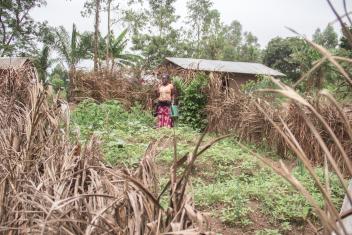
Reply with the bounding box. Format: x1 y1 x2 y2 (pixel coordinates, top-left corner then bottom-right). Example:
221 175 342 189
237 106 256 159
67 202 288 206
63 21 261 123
155 73 175 128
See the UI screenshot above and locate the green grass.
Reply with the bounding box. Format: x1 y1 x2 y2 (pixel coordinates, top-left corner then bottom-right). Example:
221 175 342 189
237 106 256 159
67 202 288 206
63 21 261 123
71 100 345 234
194 139 344 228
71 100 196 166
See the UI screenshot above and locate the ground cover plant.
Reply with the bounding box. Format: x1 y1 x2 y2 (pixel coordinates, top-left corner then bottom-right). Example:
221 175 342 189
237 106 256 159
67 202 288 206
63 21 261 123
71 100 345 234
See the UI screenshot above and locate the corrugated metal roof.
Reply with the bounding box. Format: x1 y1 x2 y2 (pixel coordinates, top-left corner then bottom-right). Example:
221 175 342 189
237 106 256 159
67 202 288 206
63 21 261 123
166 57 286 77
0 57 31 69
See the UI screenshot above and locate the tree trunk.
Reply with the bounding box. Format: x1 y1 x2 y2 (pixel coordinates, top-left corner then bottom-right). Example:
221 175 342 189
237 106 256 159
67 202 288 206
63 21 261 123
94 0 101 72
197 24 200 57
110 59 115 74
67 65 76 102
106 0 112 73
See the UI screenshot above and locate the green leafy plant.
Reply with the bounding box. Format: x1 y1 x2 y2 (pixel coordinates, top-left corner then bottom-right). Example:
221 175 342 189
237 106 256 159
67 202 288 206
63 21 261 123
241 75 275 93
177 73 209 130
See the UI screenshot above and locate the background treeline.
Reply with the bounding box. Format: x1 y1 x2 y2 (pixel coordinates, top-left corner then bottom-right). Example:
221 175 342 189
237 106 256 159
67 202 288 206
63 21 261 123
1 0 351 96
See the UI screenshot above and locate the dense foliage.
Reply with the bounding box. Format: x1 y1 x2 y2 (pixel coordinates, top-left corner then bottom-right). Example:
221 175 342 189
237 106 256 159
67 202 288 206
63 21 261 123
49 65 69 92
174 73 209 130
123 0 262 68
0 0 48 56
263 37 304 81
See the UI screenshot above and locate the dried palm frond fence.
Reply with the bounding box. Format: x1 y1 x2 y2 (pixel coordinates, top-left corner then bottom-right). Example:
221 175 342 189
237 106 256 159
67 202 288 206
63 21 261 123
240 78 352 235
206 73 352 174
70 70 156 109
233 2 352 233
0 67 225 234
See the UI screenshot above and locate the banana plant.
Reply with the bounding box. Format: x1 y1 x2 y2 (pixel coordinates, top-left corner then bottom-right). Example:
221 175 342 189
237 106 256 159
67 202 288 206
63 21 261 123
106 29 142 72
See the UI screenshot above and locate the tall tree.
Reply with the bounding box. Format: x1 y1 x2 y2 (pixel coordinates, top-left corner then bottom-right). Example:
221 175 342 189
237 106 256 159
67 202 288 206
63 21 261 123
185 2 260 62
33 45 53 83
263 37 305 80
108 30 141 71
148 0 178 37
239 32 261 62
291 41 327 90
0 0 47 56
222 20 243 61
186 0 213 57
93 0 101 71
313 24 338 49
121 9 147 36
82 0 104 71
55 24 90 100
199 9 224 59
106 0 112 69
127 0 180 68
124 0 261 65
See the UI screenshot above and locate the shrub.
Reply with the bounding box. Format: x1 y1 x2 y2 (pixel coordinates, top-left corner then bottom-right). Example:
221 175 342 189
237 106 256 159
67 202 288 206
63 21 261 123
176 73 208 130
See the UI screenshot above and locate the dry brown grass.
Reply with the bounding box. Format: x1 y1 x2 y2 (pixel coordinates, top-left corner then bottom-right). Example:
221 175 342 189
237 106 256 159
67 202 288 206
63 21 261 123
206 74 352 175
70 70 156 109
0 67 222 234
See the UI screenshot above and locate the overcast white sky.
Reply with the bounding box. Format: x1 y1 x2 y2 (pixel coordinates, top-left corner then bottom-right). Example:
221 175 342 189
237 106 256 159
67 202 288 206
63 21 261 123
32 0 350 48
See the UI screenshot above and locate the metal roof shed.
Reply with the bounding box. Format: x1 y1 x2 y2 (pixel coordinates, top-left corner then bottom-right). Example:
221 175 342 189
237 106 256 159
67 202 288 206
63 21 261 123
165 57 285 77
163 57 285 90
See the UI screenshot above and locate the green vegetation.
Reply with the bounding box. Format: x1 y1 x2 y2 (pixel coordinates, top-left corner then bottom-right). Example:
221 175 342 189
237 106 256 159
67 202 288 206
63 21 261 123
49 65 68 92
3 0 351 234
4 0 351 102
71 100 345 233
0 0 49 56
174 73 209 130
194 139 344 228
71 100 155 166
241 75 277 93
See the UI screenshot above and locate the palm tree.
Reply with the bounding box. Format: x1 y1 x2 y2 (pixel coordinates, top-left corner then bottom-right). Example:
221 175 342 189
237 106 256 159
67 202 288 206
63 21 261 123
55 24 89 100
55 24 88 75
33 45 54 83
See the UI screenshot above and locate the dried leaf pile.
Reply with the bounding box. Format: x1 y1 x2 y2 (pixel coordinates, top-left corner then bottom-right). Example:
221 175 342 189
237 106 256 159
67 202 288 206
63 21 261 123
0 68 214 234
206 75 352 174
70 70 156 109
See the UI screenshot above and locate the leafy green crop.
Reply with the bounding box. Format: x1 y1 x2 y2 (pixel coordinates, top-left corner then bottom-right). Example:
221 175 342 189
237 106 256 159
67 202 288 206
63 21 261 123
71 100 156 166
